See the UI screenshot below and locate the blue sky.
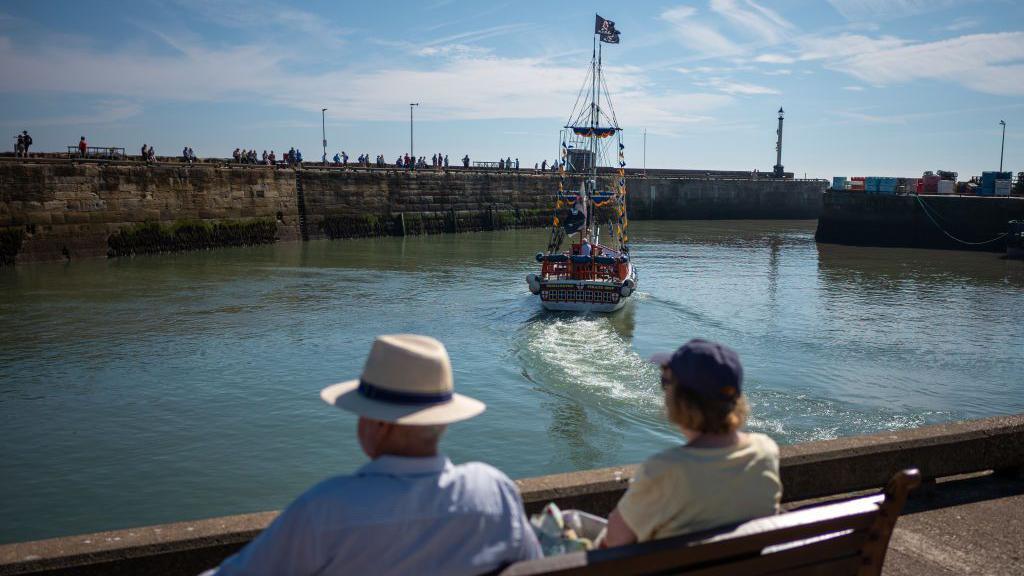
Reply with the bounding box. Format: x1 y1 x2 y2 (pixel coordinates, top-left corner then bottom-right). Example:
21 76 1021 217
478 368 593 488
1 0 1022 178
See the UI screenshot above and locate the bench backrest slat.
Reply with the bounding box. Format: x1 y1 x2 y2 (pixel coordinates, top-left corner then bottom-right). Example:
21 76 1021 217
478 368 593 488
674 531 867 576
501 513 875 576
500 470 920 576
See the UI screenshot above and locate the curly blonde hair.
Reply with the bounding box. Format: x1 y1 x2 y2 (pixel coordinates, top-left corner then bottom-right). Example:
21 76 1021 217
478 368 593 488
664 370 749 434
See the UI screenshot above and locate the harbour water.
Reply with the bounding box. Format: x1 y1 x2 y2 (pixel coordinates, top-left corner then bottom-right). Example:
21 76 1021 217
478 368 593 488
1 220 1022 544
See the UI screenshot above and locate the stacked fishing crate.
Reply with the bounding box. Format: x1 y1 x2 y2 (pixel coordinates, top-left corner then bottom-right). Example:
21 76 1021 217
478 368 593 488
979 171 1012 197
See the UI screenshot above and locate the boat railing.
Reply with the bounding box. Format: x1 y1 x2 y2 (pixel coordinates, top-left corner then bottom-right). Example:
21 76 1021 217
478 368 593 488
541 259 625 281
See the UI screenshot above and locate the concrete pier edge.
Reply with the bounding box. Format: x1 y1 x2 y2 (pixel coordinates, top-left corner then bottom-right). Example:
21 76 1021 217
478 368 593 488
1 413 1021 575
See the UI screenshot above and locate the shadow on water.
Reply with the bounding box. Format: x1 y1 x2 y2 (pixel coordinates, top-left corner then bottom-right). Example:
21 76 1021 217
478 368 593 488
815 242 1024 291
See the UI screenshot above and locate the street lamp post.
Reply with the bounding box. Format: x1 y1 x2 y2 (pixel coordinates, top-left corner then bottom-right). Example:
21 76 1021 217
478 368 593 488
410 103 420 170
643 128 647 177
999 120 1006 172
321 108 328 165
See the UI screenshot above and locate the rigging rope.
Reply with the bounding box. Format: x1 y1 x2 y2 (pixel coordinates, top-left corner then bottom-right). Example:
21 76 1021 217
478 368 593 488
599 74 620 129
914 194 1008 246
565 63 593 128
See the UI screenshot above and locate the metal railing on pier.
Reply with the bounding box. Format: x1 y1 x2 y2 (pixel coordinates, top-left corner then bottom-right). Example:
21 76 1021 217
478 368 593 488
65 146 126 159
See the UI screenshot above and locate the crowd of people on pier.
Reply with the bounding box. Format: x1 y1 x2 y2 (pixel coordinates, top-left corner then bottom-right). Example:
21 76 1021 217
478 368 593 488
205 334 780 576
15 131 574 175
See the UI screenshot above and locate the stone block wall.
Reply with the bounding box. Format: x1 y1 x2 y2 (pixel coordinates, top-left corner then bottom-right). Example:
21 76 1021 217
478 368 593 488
626 176 826 220
1 161 830 264
0 162 299 262
298 170 553 240
815 190 1024 252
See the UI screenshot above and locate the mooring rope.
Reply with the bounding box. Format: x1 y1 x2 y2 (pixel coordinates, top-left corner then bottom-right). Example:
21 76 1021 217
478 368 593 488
914 194 1008 246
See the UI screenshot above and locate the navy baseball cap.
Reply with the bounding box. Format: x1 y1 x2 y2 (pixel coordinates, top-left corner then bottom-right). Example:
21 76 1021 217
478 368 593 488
649 339 743 401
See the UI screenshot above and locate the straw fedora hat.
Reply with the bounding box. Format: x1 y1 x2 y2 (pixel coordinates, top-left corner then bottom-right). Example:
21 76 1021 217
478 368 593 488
320 334 485 425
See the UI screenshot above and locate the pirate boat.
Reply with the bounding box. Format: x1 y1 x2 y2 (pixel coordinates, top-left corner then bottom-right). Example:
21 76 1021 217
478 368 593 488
526 15 637 313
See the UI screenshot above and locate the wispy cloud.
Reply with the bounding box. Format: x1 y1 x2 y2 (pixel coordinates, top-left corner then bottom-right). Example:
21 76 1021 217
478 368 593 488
416 43 491 58
611 91 732 135
0 99 142 127
843 85 865 91
754 53 795 64
0 28 731 131
710 0 794 44
825 0 962 21
833 32 1024 96
420 23 530 47
834 110 910 124
695 77 780 95
660 6 742 58
797 33 906 61
174 1 351 49
940 17 980 32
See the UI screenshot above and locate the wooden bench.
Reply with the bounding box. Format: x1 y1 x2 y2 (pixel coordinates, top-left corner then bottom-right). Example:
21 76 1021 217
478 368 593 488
500 469 920 576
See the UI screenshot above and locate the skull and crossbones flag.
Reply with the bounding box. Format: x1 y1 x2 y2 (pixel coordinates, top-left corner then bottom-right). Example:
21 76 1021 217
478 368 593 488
595 14 620 44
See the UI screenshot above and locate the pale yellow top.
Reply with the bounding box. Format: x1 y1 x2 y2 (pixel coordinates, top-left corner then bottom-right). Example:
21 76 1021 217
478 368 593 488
617 432 782 542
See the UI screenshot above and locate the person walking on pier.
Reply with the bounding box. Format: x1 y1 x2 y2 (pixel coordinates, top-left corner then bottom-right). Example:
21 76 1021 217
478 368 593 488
208 334 541 576
462 154 470 168
78 136 88 158
21 130 32 157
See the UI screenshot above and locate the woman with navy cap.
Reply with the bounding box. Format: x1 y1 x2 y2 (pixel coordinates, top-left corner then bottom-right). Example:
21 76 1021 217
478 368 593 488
603 339 782 546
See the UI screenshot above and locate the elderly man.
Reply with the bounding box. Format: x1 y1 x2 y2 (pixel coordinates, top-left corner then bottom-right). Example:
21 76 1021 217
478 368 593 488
210 334 541 575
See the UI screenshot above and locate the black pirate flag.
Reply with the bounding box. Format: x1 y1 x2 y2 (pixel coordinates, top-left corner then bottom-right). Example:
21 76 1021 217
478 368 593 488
595 14 620 44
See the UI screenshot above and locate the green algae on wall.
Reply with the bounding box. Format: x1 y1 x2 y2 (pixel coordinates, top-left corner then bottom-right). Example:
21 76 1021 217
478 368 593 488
107 219 278 257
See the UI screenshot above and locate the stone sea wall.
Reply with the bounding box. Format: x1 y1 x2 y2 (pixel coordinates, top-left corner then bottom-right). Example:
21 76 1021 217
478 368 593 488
296 168 552 240
626 176 826 220
815 190 1024 252
0 162 300 263
0 160 827 264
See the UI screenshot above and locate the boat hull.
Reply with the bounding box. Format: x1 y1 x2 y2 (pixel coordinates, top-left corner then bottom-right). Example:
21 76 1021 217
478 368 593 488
534 266 637 313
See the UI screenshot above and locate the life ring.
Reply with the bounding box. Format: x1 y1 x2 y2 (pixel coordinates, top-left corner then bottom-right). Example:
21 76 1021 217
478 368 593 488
526 274 542 295
619 279 635 297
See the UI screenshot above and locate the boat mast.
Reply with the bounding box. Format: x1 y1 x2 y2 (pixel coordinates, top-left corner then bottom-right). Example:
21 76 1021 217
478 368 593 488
589 33 601 244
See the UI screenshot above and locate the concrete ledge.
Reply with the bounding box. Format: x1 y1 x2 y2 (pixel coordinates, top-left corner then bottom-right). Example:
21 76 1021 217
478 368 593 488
516 412 1024 516
2 413 1021 575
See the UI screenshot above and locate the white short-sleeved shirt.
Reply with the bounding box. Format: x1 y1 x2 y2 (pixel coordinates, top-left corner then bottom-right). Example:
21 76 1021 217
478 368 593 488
213 454 541 576
617 433 782 542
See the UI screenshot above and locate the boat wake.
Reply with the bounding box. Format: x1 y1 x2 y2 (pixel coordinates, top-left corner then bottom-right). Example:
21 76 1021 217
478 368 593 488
516 312 660 415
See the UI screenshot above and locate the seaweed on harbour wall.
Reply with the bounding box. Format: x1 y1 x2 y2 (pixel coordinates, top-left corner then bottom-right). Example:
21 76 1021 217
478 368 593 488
319 214 395 239
0 227 25 266
496 210 517 228
106 219 278 257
